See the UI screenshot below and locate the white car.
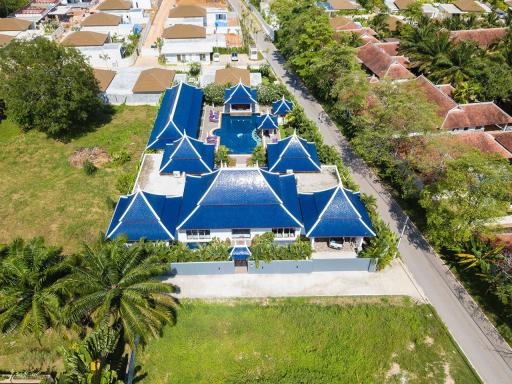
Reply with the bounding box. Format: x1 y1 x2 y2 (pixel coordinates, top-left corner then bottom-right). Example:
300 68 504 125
231 52 238 62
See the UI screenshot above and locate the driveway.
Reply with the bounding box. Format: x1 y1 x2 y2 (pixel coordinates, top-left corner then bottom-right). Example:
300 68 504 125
143 0 175 49
229 0 512 382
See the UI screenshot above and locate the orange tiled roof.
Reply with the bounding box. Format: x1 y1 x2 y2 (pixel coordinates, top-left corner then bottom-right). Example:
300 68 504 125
450 28 508 48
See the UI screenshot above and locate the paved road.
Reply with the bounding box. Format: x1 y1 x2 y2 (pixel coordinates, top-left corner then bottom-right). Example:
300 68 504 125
229 0 512 381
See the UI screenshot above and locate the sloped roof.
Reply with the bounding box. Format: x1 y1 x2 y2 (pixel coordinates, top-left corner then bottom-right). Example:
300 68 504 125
168 4 206 17
449 28 508 48
61 31 108 47
394 0 415 10
329 16 358 30
451 131 512 159
177 168 303 230
230 246 251 261
414 75 457 118
82 12 122 26
383 15 403 32
146 82 204 149
436 83 455 97
214 67 250 86
357 43 413 80
375 41 399 56
132 68 176 93
492 131 512 154
0 33 14 47
0 18 32 31
106 191 182 241
443 103 512 130
267 133 321 173
453 0 485 12
93 68 116 92
159 135 215 174
257 113 279 130
162 24 206 39
272 96 293 115
327 0 361 10
299 185 375 238
97 0 131 11
224 81 257 104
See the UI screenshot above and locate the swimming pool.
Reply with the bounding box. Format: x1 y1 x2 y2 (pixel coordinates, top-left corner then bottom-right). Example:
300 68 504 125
213 114 261 154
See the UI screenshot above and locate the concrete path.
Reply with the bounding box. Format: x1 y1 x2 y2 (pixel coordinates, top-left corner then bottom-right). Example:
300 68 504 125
167 261 425 300
229 0 512 382
143 0 175 49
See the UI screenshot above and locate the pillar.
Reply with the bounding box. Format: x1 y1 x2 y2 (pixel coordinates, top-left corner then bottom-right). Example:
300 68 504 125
310 237 315 250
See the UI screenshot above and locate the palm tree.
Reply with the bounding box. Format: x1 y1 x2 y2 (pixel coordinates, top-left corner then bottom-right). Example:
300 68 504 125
454 236 504 275
62 237 178 348
0 238 71 339
429 41 480 86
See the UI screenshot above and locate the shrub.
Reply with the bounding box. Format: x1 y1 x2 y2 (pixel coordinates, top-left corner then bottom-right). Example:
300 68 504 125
116 172 135 194
111 150 131 166
248 144 266 166
251 232 311 263
83 160 97 175
105 196 117 210
203 83 225 106
256 82 288 105
189 62 201 77
215 145 230 166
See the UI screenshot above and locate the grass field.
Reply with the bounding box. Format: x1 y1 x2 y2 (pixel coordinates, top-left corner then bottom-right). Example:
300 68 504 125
0 105 156 252
139 297 480 384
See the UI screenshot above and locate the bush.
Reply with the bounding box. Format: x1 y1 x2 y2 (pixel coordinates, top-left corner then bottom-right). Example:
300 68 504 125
203 83 225 106
189 62 201 77
251 232 311 263
258 64 274 80
83 160 97 175
116 172 135 194
111 150 131 166
248 144 266 166
105 196 117 210
256 82 288 105
215 145 230 166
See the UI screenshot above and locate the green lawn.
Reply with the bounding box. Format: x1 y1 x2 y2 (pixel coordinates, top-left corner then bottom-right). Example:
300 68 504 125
0 105 156 252
139 297 480 384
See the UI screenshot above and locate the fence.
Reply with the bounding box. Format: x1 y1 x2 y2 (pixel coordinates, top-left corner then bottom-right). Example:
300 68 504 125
170 261 235 275
105 93 161 105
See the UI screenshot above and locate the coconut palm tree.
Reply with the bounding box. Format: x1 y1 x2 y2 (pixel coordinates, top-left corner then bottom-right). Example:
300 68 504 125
62 237 178 348
429 41 480 86
0 238 71 339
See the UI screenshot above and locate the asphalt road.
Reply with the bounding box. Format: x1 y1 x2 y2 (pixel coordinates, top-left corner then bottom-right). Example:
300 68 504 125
230 0 512 381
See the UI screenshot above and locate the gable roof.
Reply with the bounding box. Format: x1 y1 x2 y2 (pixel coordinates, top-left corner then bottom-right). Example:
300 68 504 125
81 12 122 26
257 113 279 130
357 43 413 80
267 133 321 173
491 131 512 154
177 168 303 230
394 0 415 10
0 18 32 31
97 0 131 10
443 103 512 130
329 16 358 30
327 0 361 10
375 41 399 56
162 24 206 39
214 67 250 86
61 31 108 47
0 33 13 47
414 75 457 118
453 0 485 12
230 246 251 261
224 81 257 104
159 135 215 174
168 4 206 17
146 82 204 149
299 185 375 238
132 68 176 93
449 28 508 48
452 131 512 159
93 68 116 92
106 191 182 241
272 96 294 115
383 15 403 32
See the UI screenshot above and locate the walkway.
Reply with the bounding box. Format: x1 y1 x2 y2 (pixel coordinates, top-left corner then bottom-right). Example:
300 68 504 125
168 260 425 299
229 0 512 382
143 0 175 49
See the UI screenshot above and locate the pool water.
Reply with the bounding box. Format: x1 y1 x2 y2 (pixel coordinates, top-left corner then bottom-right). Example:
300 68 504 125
214 114 261 154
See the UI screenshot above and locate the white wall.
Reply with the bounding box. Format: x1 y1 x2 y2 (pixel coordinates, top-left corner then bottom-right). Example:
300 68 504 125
165 16 205 27
177 228 300 243
81 24 133 37
78 43 136 68
164 52 211 64
132 0 152 10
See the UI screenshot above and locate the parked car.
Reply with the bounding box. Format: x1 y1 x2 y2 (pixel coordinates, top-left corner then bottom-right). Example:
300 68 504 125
231 52 238 61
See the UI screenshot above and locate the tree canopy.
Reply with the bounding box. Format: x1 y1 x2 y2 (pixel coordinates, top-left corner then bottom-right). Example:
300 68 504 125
0 38 102 137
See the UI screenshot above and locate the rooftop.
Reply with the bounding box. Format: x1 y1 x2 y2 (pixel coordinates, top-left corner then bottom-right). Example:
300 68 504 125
162 24 206 39
132 68 176 93
449 28 508 48
394 0 415 10
491 131 512 154
357 43 413 80
214 67 250 86
168 4 206 17
81 12 122 26
97 0 131 11
135 154 187 195
326 0 361 10
0 18 32 31
451 131 512 159
0 33 14 47
61 31 108 47
294 165 339 193
453 0 486 12
93 68 116 92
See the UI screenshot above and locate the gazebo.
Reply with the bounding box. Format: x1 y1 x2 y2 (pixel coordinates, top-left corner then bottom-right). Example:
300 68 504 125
224 81 258 114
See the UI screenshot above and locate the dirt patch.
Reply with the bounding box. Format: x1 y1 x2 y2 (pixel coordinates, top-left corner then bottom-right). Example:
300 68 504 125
407 341 415 351
69 147 111 168
444 362 455 384
386 362 401 379
425 335 434 346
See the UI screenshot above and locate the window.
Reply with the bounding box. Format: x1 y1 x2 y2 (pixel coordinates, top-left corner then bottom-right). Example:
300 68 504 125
232 229 250 238
186 230 210 240
216 13 227 20
272 228 296 238
199 53 206 61
177 54 185 63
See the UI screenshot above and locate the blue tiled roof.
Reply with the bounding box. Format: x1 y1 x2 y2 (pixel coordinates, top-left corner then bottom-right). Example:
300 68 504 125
224 82 257 104
267 134 321 173
177 168 303 230
106 191 182 241
230 246 251 261
272 96 293 115
257 113 279 130
146 82 204 149
160 135 215 174
299 185 375 238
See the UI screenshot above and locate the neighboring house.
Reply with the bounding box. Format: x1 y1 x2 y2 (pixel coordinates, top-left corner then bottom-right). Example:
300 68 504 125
14 0 59 23
329 16 378 43
106 167 375 250
437 3 465 18
452 0 490 13
415 75 512 131
81 13 133 37
449 28 508 48
206 7 229 34
0 18 34 37
96 0 145 24
159 135 215 175
318 0 361 13
383 15 404 33
161 24 219 64
167 5 206 27
146 82 204 149
0 34 14 47
214 67 250 86
61 31 126 68
451 131 512 161
357 42 414 81
267 133 321 173
132 68 176 94
93 68 117 93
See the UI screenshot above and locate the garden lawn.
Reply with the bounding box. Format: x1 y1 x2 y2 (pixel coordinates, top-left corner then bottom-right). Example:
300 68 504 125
0 105 156 252
139 297 480 384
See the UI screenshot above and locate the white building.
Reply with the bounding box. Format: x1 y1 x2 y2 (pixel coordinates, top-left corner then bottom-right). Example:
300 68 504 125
96 0 146 24
81 13 134 37
0 18 36 37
